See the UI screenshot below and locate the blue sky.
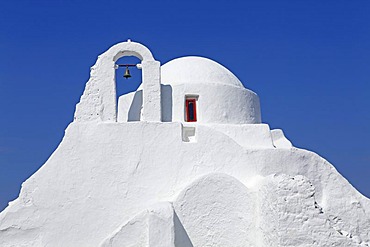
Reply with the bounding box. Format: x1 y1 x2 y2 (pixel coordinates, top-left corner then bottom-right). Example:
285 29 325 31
0 0 369 211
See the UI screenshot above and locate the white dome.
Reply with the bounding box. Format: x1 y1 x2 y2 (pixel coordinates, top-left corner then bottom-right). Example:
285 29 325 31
161 56 244 88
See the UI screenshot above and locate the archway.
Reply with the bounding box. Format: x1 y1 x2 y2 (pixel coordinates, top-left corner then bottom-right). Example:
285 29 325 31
115 56 142 122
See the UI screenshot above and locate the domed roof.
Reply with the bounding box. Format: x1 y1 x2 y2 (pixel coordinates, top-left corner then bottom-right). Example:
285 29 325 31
160 56 244 88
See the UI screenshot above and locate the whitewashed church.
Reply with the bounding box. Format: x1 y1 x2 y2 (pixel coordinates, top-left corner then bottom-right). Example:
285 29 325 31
0 40 369 246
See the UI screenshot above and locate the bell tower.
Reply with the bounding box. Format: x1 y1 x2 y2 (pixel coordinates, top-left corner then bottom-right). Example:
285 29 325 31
74 40 161 122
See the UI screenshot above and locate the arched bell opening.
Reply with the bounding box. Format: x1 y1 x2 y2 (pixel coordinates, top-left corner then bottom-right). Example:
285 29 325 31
115 56 143 122
115 56 142 96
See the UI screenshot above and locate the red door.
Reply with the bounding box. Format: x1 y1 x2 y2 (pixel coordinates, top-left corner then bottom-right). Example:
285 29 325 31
185 99 197 122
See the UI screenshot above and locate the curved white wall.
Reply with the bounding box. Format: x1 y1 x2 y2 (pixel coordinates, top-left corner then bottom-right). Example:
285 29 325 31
119 56 262 124
118 83 261 124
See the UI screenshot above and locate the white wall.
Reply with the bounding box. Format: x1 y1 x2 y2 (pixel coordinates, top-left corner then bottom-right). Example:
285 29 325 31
0 122 369 246
118 83 261 124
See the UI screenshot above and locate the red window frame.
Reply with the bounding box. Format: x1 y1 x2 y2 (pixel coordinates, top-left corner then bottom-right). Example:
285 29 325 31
185 98 197 122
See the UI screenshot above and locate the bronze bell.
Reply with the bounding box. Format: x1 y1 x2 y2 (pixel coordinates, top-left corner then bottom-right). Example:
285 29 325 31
123 66 131 79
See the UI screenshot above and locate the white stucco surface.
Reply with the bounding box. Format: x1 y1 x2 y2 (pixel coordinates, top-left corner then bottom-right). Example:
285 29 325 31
1 41 370 246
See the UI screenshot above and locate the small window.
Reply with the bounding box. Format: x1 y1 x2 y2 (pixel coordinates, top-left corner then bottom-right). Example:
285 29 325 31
185 98 197 122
